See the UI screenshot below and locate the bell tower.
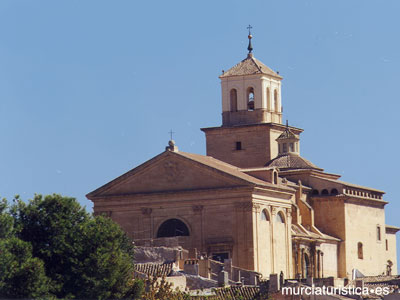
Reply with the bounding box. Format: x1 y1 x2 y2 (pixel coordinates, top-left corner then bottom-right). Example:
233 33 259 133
220 26 283 126
201 28 303 169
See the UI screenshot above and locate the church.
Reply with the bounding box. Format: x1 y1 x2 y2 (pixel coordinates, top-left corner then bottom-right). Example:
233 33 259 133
87 31 398 280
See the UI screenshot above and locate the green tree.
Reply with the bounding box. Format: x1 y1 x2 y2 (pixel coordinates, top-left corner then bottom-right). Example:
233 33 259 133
11 194 136 299
0 198 51 299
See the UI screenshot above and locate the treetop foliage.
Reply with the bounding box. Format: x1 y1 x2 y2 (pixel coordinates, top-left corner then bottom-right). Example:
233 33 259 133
0 194 139 299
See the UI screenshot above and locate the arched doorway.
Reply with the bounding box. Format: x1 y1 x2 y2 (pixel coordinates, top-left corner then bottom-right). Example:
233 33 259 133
156 218 190 238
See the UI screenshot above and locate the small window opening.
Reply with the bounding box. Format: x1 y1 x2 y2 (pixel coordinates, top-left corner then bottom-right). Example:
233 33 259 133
386 239 388 251
358 242 363 259
235 141 242 150
377 226 381 241
282 143 287 153
273 172 278 184
289 143 294 152
321 189 329 195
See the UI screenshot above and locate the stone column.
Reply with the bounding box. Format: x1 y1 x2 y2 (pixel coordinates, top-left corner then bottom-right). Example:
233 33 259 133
297 243 302 278
271 207 277 273
301 248 305 279
313 247 318 278
286 207 292 278
321 252 324 278
252 204 261 272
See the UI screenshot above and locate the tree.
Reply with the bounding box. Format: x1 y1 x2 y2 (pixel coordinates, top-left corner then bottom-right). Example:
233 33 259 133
10 194 136 299
0 198 51 299
142 276 190 300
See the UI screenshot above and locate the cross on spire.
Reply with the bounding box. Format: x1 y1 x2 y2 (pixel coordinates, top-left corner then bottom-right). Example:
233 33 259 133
168 129 175 140
247 25 253 54
247 24 253 35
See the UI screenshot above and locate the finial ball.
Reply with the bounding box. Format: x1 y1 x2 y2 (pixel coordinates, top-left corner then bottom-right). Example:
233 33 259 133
248 34 252 39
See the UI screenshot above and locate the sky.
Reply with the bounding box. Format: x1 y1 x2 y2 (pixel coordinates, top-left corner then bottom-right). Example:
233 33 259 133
0 0 399 266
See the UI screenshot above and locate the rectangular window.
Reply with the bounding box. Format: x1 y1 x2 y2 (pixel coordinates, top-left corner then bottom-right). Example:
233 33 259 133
235 141 242 150
289 143 294 152
377 226 381 241
386 239 389 251
283 143 287 152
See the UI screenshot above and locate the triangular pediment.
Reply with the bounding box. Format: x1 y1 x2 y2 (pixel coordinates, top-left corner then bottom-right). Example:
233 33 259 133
87 151 256 198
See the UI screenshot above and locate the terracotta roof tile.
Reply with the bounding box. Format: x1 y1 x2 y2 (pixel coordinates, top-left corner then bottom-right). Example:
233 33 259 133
266 153 322 171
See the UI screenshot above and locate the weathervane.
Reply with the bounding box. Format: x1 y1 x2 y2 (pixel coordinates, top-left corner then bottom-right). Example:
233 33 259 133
247 24 253 54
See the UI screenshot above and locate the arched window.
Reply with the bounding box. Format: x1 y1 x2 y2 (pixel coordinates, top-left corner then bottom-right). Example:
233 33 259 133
358 242 363 259
331 188 338 195
230 89 238 112
276 211 285 223
266 87 271 110
321 189 329 196
247 87 255 111
312 189 319 196
261 209 270 221
274 89 279 111
157 219 189 238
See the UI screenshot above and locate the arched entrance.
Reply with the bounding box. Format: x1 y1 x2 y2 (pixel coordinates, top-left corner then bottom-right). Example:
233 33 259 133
156 218 190 238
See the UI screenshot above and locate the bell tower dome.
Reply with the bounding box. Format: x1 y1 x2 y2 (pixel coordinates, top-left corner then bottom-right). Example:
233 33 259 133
220 28 283 126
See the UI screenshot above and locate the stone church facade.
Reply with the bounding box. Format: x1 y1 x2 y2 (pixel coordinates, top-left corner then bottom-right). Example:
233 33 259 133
87 35 398 280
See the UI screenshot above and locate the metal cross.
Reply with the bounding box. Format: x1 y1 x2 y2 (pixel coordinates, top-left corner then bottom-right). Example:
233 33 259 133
168 129 175 140
247 24 253 35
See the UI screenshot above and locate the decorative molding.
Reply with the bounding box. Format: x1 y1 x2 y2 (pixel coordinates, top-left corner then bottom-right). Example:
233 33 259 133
252 203 261 213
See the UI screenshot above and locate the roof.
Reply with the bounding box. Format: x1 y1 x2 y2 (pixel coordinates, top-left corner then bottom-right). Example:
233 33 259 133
86 149 295 198
276 127 298 140
265 153 323 171
317 176 385 194
220 54 282 79
386 225 400 234
135 263 173 277
176 151 290 189
291 224 340 242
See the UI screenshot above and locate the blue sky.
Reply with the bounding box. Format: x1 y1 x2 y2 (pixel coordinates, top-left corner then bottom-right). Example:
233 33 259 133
1 0 399 265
